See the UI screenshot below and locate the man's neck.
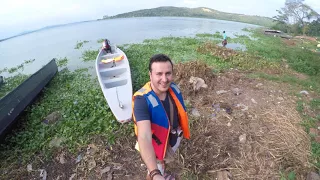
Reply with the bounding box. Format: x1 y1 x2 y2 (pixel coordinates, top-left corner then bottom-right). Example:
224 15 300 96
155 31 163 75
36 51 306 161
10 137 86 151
150 83 167 101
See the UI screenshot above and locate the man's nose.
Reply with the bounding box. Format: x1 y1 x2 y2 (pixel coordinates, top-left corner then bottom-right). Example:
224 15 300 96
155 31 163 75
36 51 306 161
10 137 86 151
162 74 168 82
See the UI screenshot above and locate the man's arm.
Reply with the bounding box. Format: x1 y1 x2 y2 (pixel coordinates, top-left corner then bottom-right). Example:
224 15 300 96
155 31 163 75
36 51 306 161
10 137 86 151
137 120 159 172
134 96 163 179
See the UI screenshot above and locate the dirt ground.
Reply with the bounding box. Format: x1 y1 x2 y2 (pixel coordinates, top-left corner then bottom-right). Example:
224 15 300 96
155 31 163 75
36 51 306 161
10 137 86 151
8 50 317 180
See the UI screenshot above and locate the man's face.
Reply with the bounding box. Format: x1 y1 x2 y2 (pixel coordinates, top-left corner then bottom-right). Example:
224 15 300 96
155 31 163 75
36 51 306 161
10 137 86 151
149 61 173 94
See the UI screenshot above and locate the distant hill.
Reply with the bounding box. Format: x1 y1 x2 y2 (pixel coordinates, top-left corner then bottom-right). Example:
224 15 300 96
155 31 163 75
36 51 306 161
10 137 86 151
106 6 275 27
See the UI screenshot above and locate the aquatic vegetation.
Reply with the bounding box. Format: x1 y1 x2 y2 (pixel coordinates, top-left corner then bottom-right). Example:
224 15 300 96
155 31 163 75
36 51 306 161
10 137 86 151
24 59 35 64
97 39 104 43
1 59 36 74
56 57 68 67
82 49 99 62
75 40 89 49
0 73 29 99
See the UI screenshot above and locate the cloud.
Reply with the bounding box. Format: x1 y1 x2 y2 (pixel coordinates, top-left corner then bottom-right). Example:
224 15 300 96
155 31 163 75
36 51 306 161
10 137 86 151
184 0 197 5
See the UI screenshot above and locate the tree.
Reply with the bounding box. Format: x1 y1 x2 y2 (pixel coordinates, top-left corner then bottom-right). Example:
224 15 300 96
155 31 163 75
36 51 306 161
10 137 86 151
273 9 290 33
307 18 320 36
273 0 319 35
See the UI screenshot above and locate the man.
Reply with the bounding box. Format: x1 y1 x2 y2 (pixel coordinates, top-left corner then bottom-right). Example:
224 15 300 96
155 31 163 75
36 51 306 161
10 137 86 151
222 31 227 47
132 54 190 180
102 39 112 53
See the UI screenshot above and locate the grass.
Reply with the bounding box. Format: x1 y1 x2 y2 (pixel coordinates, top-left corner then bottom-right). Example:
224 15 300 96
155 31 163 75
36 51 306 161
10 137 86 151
231 29 320 77
248 73 320 93
235 29 320 169
1 28 320 177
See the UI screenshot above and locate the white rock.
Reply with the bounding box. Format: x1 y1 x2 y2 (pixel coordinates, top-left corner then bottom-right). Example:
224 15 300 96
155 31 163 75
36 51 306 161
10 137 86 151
256 83 263 87
216 90 228 95
39 169 47 180
231 88 241 96
189 76 208 91
101 166 111 175
300 90 309 95
59 153 66 164
27 164 32 172
239 134 247 143
277 97 284 101
191 108 200 117
251 98 257 104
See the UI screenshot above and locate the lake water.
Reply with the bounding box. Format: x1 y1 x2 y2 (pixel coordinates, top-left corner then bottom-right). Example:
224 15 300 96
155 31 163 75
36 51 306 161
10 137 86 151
0 17 260 76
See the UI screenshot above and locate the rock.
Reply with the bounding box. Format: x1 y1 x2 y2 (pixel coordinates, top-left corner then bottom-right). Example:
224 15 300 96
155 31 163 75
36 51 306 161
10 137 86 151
59 153 66 164
216 90 228 95
87 144 99 155
27 164 32 172
189 76 208 91
251 98 257 104
231 88 242 96
256 83 263 87
101 166 111 176
310 128 318 136
307 172 320 180
76 154 83 163
39 169 47 180
227 122 231 127
300 90 309 95
277 97 284 101
49 137 66 148
43 111 62 125
239 134 247 144
191 108 200 117
184 99 191 108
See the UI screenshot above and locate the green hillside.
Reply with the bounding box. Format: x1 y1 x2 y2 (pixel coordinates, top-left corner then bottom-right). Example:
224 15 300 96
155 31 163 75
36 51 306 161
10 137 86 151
106 6 275 27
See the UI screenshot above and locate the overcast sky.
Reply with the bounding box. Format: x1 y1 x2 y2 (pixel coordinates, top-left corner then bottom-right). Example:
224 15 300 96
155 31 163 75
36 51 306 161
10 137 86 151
0 0 319 39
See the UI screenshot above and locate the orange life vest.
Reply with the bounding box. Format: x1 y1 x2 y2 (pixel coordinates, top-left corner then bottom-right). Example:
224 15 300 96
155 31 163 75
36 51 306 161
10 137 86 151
132 82 190 160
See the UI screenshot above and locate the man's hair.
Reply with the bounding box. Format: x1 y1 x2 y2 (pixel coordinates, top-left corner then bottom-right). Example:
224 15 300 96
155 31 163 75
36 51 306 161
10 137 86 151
149 54 173 72
223 31 225 33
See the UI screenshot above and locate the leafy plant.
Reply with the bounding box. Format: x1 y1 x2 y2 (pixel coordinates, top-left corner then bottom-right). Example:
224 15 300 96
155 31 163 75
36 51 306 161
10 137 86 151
82 50 99 62
75 40 89 49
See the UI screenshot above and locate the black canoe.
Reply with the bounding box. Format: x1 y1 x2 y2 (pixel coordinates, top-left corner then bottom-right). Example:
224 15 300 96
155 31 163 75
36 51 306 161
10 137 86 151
0 59 58 140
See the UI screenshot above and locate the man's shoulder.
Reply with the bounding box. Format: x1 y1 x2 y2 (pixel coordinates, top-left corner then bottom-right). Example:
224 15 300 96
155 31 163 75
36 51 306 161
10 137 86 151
134 95 147 106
